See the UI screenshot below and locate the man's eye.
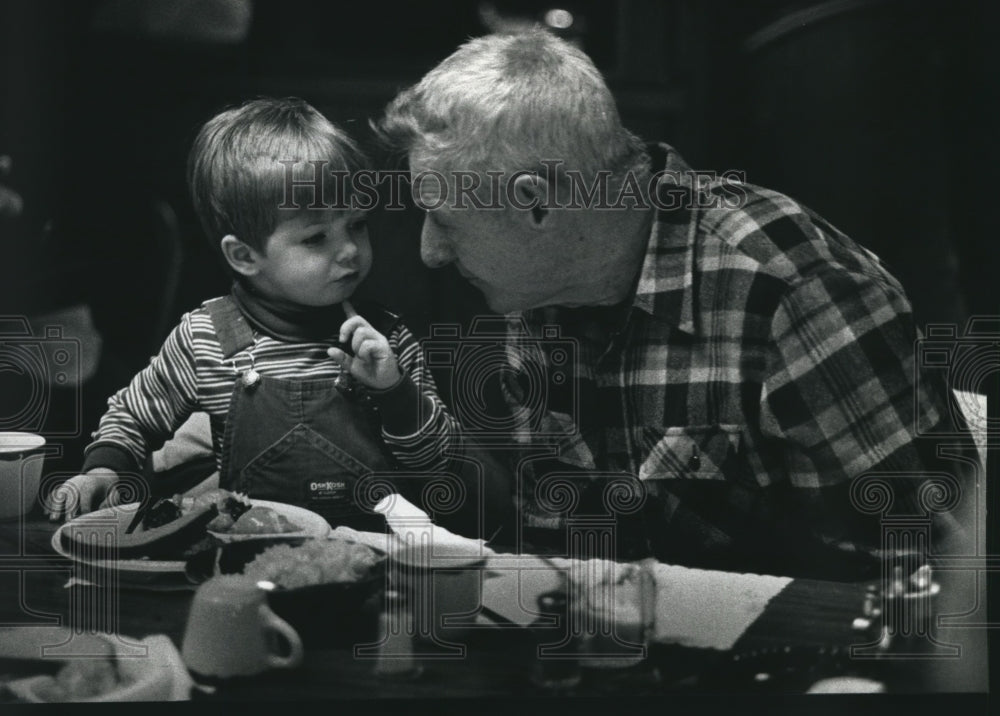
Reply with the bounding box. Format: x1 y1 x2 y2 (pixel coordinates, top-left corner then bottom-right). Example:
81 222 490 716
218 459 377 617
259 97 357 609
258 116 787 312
348 218 368 233
302 233 325 245
426 211 448 229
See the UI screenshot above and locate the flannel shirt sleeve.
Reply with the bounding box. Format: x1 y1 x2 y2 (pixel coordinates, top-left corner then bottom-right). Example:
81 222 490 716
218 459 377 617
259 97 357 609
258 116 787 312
83 314 200 474
378 322 462 472
758 268 960 553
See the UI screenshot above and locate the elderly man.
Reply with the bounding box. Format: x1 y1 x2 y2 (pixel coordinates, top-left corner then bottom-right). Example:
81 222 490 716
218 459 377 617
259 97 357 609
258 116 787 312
376 29 977 578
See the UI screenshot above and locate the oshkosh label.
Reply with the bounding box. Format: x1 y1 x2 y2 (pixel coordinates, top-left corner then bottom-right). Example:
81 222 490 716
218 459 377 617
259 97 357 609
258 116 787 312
307 479 349 502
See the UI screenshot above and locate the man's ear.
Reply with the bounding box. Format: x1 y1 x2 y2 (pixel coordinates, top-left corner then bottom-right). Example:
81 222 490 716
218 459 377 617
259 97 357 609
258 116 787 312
510 172 551 229
220 235 260 277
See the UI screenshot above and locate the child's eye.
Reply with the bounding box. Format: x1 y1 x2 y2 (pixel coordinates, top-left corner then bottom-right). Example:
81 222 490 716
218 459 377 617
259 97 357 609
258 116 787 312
302 232 325 246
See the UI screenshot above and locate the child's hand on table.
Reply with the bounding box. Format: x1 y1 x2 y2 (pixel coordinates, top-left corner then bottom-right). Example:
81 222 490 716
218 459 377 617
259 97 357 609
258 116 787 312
327 300 402 390
48 468 119 521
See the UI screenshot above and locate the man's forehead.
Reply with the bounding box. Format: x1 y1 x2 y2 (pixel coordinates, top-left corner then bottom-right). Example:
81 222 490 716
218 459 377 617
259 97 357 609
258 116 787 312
409 157 450 207
407 152 437 177
408 153 502 216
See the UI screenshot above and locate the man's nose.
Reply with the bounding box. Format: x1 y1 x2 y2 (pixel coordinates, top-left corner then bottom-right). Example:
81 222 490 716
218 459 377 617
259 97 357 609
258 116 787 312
420 218 455 268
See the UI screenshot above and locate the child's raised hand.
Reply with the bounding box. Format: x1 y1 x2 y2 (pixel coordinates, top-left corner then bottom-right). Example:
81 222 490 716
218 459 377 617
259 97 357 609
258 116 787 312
328 301 402 390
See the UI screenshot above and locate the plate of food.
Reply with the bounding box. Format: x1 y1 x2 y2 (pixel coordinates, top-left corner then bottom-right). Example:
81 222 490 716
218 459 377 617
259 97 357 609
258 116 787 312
51 489 330 577
0 626 192 702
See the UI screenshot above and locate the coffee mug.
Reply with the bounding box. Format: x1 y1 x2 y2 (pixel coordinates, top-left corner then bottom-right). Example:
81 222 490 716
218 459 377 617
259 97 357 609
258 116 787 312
181 575 303 679
0 432 46 520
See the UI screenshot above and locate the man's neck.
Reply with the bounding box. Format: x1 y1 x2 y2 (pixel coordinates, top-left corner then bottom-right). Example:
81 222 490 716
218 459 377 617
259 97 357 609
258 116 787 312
558 203 654 308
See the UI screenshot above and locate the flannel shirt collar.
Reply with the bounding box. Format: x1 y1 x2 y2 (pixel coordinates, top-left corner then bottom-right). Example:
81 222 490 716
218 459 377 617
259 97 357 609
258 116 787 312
631 143 700 336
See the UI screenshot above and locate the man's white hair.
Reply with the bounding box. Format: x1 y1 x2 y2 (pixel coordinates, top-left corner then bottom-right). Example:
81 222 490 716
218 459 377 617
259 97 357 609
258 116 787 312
378 28 648 187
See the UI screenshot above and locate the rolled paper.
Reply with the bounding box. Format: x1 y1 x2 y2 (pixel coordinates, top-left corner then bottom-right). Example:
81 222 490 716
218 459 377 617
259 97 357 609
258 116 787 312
373 493 491 554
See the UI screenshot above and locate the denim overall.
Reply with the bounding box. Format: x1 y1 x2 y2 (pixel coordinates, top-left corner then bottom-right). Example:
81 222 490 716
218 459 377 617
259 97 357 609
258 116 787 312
205 296 397 531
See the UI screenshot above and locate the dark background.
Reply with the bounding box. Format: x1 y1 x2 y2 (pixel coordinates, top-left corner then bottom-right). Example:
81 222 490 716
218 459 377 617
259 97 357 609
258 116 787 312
1 0 996 471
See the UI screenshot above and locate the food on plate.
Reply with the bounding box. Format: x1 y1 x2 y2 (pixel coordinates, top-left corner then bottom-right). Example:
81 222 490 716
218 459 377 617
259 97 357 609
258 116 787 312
137 488 253 532
58 488 252 560
218 506 301 535
140 499 182 530
186 488 253 518
0 628 122 702
243 538 381 589
60 502 218 560
59 488 309 562
28 656 127 702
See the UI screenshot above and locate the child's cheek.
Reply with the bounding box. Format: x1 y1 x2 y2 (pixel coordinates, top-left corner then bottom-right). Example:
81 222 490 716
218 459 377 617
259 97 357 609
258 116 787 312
358 243 373 276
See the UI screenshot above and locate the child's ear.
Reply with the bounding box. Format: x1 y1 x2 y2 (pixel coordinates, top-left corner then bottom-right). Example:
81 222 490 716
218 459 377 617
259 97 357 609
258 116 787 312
220 235 260 276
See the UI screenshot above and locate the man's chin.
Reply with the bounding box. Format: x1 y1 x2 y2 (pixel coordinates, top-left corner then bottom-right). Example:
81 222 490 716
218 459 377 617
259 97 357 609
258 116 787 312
476 283 558 314
483 291 524 314
485 294 552 314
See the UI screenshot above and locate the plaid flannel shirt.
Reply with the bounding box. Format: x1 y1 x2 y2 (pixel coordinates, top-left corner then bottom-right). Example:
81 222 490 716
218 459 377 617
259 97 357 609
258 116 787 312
503 144 975 576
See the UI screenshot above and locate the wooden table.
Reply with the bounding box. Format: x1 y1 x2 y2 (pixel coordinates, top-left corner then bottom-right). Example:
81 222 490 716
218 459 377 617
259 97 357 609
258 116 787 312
0 514 988 701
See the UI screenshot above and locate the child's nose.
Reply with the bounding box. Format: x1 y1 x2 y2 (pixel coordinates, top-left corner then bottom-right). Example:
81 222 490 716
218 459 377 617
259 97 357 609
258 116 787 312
335 237 359 263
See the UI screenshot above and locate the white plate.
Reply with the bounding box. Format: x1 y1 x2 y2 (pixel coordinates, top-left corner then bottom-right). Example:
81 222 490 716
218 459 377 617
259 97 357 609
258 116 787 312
2 629 192 702
51 500 331 576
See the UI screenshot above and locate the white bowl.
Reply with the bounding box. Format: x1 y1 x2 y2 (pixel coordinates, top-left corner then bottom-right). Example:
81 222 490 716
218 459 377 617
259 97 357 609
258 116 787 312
0 431 46 520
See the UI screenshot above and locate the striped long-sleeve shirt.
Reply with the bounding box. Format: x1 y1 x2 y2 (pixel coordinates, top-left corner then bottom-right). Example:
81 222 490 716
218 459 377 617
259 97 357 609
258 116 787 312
83 302 458 477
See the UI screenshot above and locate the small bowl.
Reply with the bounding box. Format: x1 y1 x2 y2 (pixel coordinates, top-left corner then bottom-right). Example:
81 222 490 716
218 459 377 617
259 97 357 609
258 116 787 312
0 431 46 520
261 563 386 648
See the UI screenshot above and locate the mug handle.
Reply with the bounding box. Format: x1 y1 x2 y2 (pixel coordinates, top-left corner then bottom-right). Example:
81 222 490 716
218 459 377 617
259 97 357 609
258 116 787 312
259 605 304 669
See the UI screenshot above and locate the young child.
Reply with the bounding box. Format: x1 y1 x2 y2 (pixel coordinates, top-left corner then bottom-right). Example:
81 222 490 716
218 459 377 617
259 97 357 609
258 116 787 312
49 97 458 530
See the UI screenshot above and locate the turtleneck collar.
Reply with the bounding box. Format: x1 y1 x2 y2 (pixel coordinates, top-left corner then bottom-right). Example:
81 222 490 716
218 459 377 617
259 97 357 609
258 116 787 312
230 280 346 342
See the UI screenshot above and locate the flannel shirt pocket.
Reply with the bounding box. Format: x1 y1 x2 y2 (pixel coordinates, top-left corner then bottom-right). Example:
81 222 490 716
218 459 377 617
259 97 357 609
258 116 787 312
639 425 745 481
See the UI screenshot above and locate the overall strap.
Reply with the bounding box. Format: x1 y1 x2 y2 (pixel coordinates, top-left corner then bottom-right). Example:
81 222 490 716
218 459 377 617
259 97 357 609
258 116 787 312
204 296 256 358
